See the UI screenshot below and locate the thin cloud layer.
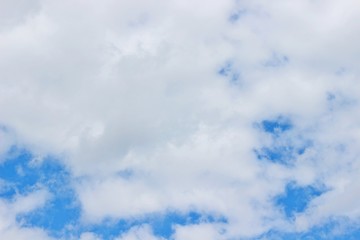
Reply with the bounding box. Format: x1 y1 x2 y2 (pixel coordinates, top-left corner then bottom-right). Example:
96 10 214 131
1 0 360 239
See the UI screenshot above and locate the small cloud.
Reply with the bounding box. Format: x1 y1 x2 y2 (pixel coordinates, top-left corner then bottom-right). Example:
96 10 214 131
115 225 161 240
80 232 101 240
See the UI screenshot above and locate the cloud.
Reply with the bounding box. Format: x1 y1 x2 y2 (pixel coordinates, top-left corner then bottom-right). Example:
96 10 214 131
79 232 101 240
0 189 52 240
1 0 360 239
172 223 225 240
115 225 163 240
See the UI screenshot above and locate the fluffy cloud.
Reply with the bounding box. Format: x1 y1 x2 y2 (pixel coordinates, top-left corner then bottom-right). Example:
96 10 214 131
172 223 224 240
115 225 163 240
0 189 52 239
1 0 360 239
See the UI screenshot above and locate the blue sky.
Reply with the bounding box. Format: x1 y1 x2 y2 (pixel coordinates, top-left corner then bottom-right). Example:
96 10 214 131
1 0 360 239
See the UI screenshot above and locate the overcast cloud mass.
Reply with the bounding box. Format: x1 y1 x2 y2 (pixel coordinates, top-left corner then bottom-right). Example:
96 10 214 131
1 0 360 239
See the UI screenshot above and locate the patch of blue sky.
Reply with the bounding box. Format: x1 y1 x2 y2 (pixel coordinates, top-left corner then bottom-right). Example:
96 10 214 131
218 61 240 84
1 147 227 238
274 182 325 219
0 148 73 198
84 219 133 240
0 147 40 198
0 179 16 198
253 116 310 166
256 143 310 165
260 116 293 135
253 218 360 240
0 146 80 237
150 211 227 238
86 211 227 239
255 146 297 166
18 192 80 238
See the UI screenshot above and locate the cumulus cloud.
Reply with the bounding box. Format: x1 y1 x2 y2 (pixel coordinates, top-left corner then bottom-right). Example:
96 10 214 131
0 189 52 239
1 0 360 239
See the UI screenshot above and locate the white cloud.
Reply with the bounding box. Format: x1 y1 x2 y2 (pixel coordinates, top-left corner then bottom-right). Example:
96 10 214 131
0 226 53 240
1 0 360 238
10 188 50 214
115 225 163 240
0 0 41 31
172 223 225 240
0 126 16 161
0 189 52 239
79 232 101 240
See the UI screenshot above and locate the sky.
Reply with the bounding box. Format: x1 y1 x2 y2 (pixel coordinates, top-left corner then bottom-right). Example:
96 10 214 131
1 0 360 239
